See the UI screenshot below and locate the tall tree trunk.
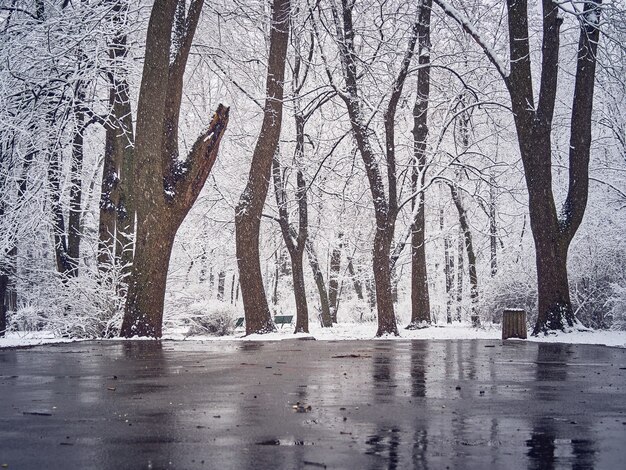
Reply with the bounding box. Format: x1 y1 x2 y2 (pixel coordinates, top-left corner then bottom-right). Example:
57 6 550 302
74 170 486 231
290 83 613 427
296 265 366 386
291 251 308 333
328 234 342 323
433 0 602 334
326 1 419 336
121 0 228 337
0 182 7 335
306 240 333 327
67 84 86 278
235 0 290 335
441 209 453 323
346 257 364 302
99 0 135 273
407 0 432 329
456 228 463 322
489 173 497 276
451 185 480 326
0 273 6 336
272 153 310 333
217 271 225 301
230 274 236 304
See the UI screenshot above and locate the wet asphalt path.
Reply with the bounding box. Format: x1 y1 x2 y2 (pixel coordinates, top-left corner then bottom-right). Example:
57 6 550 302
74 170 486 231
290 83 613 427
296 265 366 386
1 339 626 469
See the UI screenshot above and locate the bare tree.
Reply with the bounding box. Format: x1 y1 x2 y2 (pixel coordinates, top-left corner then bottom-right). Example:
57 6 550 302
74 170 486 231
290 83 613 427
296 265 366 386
407 0 433 329
316 0 420 336
434 0 603 333
120 0 229 337
235 0 291 335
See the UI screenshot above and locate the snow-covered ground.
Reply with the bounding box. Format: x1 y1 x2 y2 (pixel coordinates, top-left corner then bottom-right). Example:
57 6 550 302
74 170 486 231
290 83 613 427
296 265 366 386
2 322 626 348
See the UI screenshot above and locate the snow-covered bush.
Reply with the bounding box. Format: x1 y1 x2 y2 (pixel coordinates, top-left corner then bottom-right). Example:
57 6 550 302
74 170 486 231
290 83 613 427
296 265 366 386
165 283 241 336
184 302 239 336
480 263 537 325
339 298 376 323
10 266 125 338
568 237 626 329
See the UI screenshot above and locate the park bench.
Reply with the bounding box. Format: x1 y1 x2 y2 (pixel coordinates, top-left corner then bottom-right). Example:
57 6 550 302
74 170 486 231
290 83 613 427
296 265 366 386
274 315 293 328
235 317 245 329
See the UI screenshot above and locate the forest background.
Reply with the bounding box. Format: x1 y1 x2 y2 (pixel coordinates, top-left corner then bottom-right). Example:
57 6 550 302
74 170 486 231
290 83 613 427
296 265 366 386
0 0 624 339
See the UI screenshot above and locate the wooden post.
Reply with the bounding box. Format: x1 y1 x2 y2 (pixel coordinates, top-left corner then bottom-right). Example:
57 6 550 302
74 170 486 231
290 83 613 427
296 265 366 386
502 308 527 340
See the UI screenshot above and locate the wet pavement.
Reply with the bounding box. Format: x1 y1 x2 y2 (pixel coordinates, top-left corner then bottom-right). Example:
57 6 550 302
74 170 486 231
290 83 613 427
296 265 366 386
1 339 626 469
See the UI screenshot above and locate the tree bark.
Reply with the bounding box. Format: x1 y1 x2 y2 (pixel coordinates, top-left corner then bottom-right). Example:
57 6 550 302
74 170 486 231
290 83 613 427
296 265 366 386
0 273 6 336
235 0 290 335
121 0 228 337
346 257 364 302
272 153 310 333
306 240 333 327
67 87 85 278
505 0 601 334
456 228 463 322
441 209 453 323
451 185 480 326
407 0 432 329
230 273 236 304
489 173 497 276
434 0 602 334
217 271 225 301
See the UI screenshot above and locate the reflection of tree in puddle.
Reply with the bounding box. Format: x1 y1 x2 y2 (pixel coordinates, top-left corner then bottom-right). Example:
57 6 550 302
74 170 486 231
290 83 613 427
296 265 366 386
410 342 429 468
238 341 264 353
410 341 427 398
107 341 178 469
365 427 401 470
372 347 396 403
535 343 571 383
526 344 596 469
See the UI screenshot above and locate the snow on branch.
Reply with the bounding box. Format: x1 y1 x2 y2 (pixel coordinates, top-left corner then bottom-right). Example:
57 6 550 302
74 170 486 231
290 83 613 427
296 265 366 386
432 0 509 80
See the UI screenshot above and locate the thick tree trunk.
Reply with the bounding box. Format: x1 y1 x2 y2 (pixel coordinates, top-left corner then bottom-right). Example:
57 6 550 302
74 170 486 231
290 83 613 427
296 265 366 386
373 230 398 336
235 0 290 335
120 0 228 337
408 196 430 328
121 225 176 337
432 0 601 336
407 0 432 329
505 0 599 334
532 218 574 333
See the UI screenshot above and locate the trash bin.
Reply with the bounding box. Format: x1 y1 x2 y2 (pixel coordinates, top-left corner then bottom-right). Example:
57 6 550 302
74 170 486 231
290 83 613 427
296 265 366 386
502 309 527 340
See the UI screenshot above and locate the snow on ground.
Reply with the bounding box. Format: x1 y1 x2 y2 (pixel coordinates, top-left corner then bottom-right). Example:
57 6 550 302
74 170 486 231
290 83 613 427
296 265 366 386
2 322 625 348
0 331 78 349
